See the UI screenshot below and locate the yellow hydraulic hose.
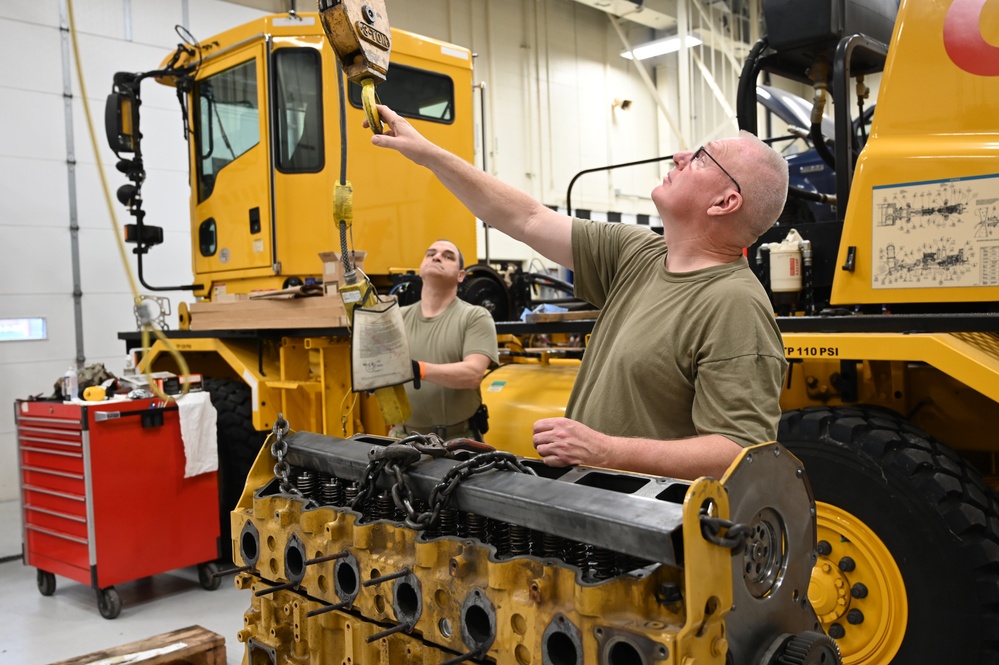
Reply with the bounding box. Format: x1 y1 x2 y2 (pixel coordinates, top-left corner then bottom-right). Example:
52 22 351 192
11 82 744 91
65 0 189 401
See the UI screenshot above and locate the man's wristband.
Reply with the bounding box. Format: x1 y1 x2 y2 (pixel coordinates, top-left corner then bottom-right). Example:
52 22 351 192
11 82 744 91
418 361 427 380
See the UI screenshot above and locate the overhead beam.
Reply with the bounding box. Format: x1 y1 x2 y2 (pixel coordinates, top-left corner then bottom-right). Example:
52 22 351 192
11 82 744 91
569 0 678 31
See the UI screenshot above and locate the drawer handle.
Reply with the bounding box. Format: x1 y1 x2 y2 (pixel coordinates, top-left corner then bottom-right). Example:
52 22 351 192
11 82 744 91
22 465 84 480
20 445 82 459
18 426 83 439
24 504 87 523
17 415 80 425
23 484 85 502
25 523 88 545
19 435 82 448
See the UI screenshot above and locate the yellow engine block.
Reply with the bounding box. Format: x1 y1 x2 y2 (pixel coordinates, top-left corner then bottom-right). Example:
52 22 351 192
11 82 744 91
228 431 838 665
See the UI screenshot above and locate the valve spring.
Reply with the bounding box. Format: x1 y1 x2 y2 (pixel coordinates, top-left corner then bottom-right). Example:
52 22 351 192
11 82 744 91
540 533 565 558
438 508 460 537
296 470 318 499
344 482 360 505
509 525 532 556
563 541 591 570
320 477 345 506
591 547 617 580
375 492 396 520
466 513 489 542
489 520 511 555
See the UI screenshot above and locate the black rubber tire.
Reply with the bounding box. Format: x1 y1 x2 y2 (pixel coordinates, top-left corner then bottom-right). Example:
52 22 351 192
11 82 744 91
204 378 267 563
459 268 510 322
96 587 122 620
779 405 999 664
198 560 223 591
36 570 56 596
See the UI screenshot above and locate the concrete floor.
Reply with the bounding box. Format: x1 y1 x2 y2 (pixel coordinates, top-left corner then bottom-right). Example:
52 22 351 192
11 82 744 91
0 500 247 665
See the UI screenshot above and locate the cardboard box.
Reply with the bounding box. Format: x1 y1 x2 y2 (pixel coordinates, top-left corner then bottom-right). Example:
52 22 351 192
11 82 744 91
319 250 367 288
190 297 348 330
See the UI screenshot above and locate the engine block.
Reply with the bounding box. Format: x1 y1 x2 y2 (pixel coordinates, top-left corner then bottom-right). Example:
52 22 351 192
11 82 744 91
229 431 837 665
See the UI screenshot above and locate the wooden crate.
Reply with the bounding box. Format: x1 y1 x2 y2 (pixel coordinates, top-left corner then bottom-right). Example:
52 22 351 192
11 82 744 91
190 296 348 330
48 625 225 665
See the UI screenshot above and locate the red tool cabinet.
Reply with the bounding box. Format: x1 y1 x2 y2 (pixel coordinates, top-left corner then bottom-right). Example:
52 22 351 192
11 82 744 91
15 397 222 619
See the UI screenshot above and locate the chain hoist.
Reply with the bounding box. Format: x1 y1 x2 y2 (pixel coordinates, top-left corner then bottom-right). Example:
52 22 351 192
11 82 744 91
700 515 753 552
270 415 300 496
350 433 537 530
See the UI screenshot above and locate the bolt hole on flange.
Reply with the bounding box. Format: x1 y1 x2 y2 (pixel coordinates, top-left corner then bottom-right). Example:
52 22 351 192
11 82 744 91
395 580 421 623
284 536 306 583
462 590 497 654
240 521 260 566
605 639 646 665
546 632 578 665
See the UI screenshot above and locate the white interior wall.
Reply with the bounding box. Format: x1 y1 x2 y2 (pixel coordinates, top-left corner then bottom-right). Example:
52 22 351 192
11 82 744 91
0 0 761 501
0 0 267 501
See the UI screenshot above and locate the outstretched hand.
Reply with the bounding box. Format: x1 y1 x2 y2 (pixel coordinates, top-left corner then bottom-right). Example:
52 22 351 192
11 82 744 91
533 417 609 468
365 104 435 165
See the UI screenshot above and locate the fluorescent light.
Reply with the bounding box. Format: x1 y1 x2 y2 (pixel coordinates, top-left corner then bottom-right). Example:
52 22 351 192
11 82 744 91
621 35 702 60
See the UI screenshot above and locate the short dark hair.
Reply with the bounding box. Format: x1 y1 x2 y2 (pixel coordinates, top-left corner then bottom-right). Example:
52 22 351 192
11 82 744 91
436 239 464 269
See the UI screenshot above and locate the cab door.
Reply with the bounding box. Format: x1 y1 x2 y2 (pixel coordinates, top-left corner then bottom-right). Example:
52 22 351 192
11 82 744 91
190 42 274 279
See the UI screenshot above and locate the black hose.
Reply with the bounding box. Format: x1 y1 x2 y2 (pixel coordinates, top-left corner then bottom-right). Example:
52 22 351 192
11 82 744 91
809 121 837 172
787 185 835 205
736 37 769 133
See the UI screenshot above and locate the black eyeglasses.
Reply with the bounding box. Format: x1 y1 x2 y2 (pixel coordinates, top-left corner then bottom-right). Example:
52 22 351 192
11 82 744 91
692 146 741 194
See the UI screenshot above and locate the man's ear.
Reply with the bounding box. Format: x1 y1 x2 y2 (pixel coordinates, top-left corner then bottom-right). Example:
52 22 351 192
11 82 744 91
707 190 743 217
456 269 466 283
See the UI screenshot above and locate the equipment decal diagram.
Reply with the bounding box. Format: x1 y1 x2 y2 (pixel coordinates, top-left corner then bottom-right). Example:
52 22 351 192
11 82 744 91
872 173 999 289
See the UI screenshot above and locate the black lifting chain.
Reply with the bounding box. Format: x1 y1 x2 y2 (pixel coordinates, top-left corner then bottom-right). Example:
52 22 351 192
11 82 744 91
700 516 753 552
270 415 300 496
350 433 537 530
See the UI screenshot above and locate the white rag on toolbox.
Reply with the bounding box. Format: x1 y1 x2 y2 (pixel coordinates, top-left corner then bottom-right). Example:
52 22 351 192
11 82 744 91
176 391 219 478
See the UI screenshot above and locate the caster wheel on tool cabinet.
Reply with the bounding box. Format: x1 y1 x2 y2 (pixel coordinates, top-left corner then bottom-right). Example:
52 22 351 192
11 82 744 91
97 587 122 620
198 561 223 591
36 570 56 596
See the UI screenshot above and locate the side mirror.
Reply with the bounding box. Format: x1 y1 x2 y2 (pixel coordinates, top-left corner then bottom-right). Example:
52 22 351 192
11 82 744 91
105 91 137 154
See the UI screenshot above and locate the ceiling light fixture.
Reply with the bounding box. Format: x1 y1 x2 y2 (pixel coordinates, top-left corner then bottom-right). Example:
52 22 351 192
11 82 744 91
621 35 702 60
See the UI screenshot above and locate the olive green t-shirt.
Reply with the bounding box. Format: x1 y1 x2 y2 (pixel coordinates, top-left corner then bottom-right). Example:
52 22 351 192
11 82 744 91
401 297 499 429
568 219 788 447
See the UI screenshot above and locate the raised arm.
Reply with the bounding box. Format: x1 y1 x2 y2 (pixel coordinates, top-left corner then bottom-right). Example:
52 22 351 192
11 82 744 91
369 105 574 269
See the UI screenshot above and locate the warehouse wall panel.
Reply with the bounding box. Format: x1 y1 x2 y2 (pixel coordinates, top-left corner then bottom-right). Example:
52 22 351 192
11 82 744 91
0 0 268 503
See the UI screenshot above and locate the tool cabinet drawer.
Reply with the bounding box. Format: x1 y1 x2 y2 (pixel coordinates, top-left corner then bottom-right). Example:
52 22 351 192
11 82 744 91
20 466 86 495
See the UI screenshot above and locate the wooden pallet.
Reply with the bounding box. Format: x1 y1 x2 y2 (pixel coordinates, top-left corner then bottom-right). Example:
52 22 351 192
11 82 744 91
48 625 226 665
189 294 348 330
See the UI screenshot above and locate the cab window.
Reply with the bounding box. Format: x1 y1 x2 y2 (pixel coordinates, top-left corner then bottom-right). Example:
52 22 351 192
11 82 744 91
274 48 324 173
194 59 259 202
349 63 454 123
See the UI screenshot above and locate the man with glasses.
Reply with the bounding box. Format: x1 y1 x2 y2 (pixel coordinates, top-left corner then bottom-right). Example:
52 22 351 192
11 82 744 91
368 105 789 481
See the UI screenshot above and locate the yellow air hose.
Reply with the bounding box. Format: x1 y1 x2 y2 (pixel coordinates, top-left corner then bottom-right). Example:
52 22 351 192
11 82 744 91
66 0 189 401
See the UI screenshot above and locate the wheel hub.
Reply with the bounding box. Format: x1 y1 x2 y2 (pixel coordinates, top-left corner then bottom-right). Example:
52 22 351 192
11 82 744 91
810 502 907 665
808 558 850 622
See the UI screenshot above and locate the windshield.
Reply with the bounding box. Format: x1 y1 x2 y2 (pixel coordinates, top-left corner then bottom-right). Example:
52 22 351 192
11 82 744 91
194 59 259 202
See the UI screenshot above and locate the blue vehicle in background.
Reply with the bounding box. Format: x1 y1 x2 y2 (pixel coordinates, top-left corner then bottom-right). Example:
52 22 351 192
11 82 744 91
757 84 875 225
